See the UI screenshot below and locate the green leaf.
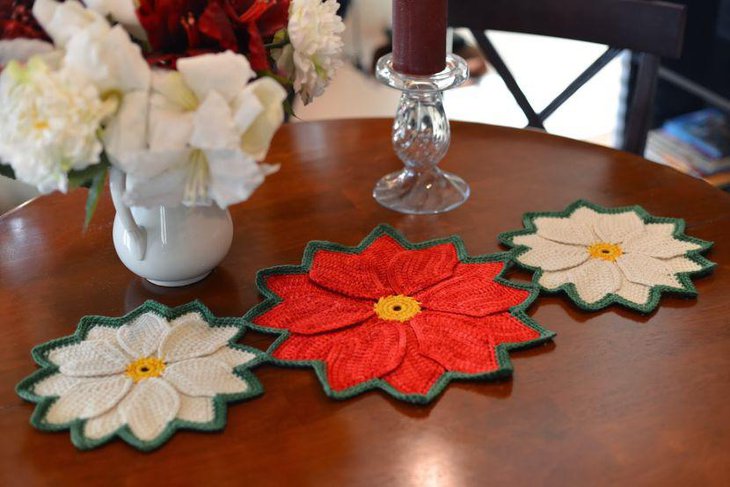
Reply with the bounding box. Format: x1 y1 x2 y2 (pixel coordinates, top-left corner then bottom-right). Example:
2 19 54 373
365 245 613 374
83 163 108 231
0 163 16 180
283 97 298 120
283 88 300 120
68 159 110 190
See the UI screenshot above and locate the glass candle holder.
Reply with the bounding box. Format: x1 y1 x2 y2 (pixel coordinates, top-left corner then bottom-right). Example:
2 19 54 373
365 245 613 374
374 53 470 214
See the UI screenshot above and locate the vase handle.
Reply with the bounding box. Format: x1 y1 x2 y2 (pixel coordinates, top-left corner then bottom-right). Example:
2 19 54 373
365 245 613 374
109 167 147 261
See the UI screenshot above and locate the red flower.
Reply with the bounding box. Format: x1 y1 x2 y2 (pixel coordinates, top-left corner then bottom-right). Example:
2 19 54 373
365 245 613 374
137 0 290 70
1 0 48 41
249 226 554 403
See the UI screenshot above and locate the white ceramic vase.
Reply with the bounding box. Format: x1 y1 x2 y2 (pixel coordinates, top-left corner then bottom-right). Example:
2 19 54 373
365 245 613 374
109 168 233 287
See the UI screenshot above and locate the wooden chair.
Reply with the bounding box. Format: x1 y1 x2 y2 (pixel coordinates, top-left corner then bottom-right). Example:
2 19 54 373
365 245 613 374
448 0 687 155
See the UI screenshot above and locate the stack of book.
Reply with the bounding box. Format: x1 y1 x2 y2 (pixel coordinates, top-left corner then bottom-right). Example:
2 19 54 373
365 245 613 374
645 108 730 188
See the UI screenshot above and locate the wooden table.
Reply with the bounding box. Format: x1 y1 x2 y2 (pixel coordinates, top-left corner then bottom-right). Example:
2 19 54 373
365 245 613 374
1 119 729 486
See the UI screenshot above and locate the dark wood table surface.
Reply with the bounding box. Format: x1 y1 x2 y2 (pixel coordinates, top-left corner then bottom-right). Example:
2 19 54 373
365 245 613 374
1 119 729 486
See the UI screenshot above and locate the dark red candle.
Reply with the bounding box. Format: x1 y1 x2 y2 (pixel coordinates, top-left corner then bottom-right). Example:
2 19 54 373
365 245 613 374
392 0 448 76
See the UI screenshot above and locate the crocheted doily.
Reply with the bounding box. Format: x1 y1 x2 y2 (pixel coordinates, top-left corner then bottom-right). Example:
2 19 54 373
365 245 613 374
499 200 715 313
246 225 555 404
16 301 263 451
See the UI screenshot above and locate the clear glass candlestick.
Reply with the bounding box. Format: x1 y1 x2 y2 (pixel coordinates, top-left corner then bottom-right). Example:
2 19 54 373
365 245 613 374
374 53 470 214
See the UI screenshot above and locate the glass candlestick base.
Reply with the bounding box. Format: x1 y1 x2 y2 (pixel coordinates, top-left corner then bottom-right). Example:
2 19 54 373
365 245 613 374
374 53 470 214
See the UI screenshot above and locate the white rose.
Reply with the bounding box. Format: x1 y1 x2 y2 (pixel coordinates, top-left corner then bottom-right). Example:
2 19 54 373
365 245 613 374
122 52 287 209
0 58 117 193
282 0 344 104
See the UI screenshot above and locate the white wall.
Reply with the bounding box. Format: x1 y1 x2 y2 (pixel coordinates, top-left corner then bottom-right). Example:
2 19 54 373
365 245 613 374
0 176 37 214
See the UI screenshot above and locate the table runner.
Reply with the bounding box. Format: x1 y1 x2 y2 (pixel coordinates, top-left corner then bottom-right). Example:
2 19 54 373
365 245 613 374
499 200 715 313
16 301 263 451
246 224 555 404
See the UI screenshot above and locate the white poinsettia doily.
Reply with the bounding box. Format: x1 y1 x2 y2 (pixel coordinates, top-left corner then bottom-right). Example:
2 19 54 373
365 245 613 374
500 201 714 312
17 302 262 450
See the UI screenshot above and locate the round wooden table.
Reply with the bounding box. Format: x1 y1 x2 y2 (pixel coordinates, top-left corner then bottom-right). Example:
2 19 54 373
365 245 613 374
1 119 728 486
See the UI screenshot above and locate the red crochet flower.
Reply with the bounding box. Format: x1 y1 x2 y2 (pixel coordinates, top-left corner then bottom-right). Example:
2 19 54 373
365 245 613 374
249 226 554 403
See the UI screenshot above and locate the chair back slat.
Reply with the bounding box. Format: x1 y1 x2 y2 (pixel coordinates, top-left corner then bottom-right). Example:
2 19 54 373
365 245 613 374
449 0 686 58
448 0 687 154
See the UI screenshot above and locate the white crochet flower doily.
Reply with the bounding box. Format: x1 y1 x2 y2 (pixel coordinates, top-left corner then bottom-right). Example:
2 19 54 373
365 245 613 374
499 200 715 312
17 301 262 451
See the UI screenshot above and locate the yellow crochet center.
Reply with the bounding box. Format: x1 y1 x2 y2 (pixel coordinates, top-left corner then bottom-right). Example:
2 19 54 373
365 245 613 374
374 295 421 322
587 242 623 262
125 357 166 383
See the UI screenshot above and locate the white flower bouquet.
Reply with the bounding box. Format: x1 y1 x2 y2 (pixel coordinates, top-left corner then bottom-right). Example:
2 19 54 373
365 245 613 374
0 0 344 226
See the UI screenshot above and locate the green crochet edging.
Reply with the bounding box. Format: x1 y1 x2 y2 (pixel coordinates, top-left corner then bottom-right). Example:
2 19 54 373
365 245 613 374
498 199 716 314
245 224 556 405
15 300 265 452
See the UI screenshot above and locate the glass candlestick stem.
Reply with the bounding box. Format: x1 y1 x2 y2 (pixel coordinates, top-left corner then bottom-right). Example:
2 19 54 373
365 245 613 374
374 53 469 214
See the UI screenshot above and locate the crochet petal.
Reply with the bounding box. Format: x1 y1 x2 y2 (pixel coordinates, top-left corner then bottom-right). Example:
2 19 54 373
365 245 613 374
616 253 682 288
47 340 129 377
593 211 644 243
386 242 459 295
569 206 602 226
411 312 540 374
116 312 169 358
119 378 180 442
645 222 676 237
664 256 703 274
270 332 336 362
485 312 543 344
325 320 407 391
512 233 549 248
169 311 205 328
622 234 702 258
615 277 651 305
415 263 529 317
86 325 119 342
45 375 132 424
533 215 597 245
309 235 403 298
272 317 407 392
177 394 215 424
158 320 238 363
538 269 572 290
257 274 374 334
570 259 623 304
84 407 124 440
34 373 95 397
164 358 249 397
516 237 589 271
207 346 258 368
410 313 502 373
383 327 444 395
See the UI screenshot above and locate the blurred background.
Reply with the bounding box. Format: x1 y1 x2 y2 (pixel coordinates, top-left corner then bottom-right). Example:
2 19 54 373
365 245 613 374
2 0 729 214
296 0 626 145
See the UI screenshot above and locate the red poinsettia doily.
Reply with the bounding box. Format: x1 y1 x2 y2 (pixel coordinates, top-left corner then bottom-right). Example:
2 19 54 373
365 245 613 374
247 225 554 403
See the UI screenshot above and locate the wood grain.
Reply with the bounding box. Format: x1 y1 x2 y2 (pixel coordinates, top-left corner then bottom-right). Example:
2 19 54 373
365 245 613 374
1 119 729 486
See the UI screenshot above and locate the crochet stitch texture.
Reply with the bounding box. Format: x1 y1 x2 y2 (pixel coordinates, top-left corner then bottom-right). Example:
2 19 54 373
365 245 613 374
246 224 555 404
499 200 715 313
16 301 264 451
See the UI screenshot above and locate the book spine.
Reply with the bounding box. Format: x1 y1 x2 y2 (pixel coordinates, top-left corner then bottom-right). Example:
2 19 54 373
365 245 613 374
664 122 724 159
